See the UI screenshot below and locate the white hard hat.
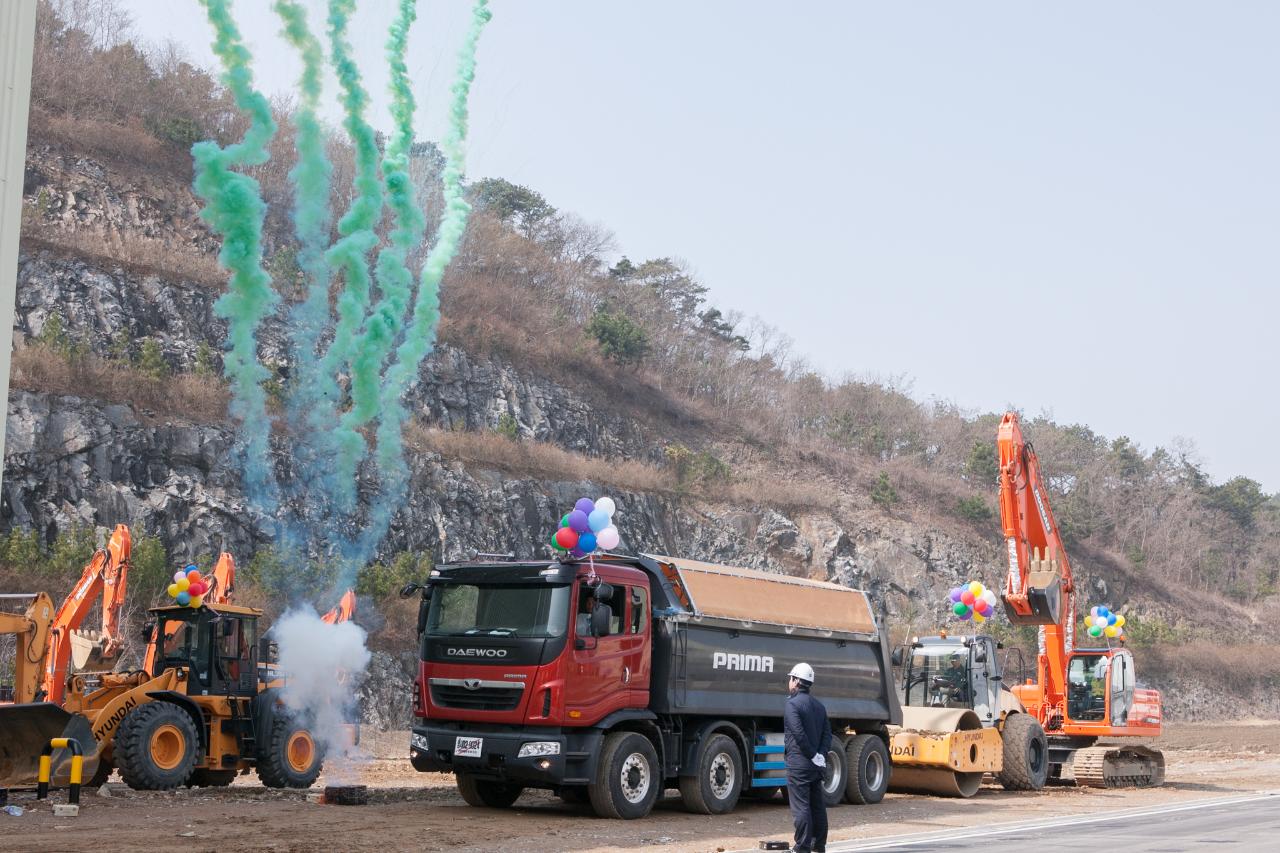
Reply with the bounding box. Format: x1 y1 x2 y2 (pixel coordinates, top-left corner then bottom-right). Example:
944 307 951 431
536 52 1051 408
789 662 815 683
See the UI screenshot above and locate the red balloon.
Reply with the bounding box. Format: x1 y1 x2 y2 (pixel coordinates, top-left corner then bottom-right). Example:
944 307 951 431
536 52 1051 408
976 600 991 616
960 590 975 605
554 527 579 550
188 581 207 597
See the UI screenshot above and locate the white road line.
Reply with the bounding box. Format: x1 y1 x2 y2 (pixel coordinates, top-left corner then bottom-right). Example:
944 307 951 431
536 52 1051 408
733 790 1280 853
824 791 1279 851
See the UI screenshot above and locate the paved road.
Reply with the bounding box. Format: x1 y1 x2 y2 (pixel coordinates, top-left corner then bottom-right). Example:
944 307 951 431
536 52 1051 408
816 792 1279 853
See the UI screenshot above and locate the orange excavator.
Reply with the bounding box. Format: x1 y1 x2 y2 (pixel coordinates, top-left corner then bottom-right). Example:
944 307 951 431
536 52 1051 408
40 524 133 705
321 589 357 625
997 412 1164 786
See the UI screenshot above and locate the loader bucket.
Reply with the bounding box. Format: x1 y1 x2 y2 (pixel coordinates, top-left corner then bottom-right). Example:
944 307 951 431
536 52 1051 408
0 703 100 788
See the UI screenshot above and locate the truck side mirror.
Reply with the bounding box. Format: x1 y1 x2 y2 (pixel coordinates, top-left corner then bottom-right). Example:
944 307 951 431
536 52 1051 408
141 622 156 643
891 647 904 667
399 583 421 599
591 604 613 637
973 646 987 664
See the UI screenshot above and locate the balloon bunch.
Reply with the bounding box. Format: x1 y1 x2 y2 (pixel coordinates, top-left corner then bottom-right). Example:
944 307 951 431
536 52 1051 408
1084 606 1126 640
948 581 997 624
166 564 208 608
552 496 620 558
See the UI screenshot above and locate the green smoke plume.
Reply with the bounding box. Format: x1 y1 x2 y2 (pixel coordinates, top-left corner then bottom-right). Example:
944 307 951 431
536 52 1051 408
192 0 280 512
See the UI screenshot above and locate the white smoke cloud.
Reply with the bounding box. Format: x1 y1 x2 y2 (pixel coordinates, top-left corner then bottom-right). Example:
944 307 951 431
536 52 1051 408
272 608 371 782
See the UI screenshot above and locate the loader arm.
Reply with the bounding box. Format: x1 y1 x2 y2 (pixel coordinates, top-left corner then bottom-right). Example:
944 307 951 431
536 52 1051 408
0 592 54 703
42 524 132 704
996 413 1075 729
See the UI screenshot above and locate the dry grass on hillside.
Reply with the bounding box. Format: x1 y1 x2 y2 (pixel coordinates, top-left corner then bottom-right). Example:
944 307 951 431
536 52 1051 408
10 344 228 423
20 225 225 290
27 109 193 177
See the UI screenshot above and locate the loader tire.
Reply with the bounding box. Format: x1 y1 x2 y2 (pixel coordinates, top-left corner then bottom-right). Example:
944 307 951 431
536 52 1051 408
187 768 238 787
844 734 890 805
116 702 198 790
257 717 323 789
997 713 1049 791
456 773 524 808
679 733 743 815
589 731 660 820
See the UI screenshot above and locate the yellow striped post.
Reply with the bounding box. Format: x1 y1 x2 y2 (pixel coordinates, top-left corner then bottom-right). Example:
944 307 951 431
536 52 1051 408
37 737 83 805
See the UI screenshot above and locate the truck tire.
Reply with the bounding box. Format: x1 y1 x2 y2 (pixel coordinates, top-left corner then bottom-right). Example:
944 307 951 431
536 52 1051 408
456 773 524 808
115 702 199 790
589 731 661 820
257 717 323 789
844 733 890 805
820 736 848 808
679 733 743 815
997 714 1049 791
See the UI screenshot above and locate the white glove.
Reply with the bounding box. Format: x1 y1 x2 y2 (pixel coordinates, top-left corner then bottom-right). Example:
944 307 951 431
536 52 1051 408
812 753 827 769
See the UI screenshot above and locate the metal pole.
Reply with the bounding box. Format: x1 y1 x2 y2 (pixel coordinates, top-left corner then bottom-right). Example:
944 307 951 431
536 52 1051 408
0 0 38 497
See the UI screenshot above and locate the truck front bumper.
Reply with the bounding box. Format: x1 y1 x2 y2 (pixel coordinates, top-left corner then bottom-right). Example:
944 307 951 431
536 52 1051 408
410 723 600 787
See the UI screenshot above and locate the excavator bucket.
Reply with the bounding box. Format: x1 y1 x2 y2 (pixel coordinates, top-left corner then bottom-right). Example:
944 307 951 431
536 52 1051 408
1003 549 1064 626
0 703 100 788
69 628 117 670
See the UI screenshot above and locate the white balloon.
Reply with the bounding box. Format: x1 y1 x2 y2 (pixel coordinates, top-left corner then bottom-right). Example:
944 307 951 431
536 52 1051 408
597 526 621 550
983 589 998 606
596 496 617 517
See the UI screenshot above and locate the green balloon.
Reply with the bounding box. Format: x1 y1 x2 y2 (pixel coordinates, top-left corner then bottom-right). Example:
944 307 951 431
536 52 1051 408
1089 625 1103 637
551 533 568 551
952 602 968 616
560 512 572 528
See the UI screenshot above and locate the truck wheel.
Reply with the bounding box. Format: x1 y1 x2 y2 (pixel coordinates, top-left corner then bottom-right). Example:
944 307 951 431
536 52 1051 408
457 773 524 808
820 736 848 807
997 714 1049 791
844 734 890 805
589 731 661 820
679 733 743 815
187 769 238 787
115 702 199 790
257 718 323 789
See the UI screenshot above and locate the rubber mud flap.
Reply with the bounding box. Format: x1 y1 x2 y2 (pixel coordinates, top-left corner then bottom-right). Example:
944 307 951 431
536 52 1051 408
0 703 100 787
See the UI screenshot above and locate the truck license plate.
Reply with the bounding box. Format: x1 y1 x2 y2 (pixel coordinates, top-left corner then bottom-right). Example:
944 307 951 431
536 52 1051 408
454 736 483 758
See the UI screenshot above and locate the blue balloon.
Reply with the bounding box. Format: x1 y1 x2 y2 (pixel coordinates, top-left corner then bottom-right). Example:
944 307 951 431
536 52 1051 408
176 591 191 606
1108 614 1118 626
578 532 598 553
588 508 611 533
1098 606 1110 617
185 564 199 575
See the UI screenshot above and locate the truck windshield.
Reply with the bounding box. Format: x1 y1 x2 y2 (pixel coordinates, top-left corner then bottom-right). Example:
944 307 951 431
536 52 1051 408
905 646 969 707
426 584 571 638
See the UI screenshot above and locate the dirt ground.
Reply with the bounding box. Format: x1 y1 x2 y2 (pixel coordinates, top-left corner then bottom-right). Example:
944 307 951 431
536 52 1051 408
4 723 1278 853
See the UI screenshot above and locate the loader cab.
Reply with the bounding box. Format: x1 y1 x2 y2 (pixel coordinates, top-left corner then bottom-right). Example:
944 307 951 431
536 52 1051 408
149 605 260 697
900 635 1002 726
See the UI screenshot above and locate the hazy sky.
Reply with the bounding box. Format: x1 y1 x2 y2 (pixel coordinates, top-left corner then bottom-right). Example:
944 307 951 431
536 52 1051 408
118 1 1279 490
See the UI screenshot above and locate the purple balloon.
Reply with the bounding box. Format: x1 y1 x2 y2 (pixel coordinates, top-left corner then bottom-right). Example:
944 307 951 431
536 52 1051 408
574 497 596 516
958 610 972 621
568 509 591 533
949 587 964 603
568 548 586 559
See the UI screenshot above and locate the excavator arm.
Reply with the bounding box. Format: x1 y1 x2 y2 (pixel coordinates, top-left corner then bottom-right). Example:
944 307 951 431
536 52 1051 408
42 524 132 704
997 413 1072 626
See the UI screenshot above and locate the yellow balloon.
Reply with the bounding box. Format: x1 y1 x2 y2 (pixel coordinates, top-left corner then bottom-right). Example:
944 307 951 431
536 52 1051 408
973 611 986 623
175 577 190 593
1104 625 1118 638
166 583 180 597
969 581 984 596
1115 614 1126 627
189 595 203 608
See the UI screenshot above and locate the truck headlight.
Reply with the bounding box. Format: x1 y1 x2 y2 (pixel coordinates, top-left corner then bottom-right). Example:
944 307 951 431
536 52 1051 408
411 733 430 752
517 741 560 758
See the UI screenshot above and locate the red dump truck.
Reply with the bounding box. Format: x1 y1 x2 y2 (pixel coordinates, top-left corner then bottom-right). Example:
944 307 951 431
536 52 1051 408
403 553 902 819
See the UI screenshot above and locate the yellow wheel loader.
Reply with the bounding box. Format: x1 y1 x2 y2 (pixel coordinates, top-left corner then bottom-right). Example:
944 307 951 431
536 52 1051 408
887 633 1048 797
0 602 324 791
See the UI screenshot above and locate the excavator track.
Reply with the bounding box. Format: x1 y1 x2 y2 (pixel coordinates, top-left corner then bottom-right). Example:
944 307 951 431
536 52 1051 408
1070 745 1165 788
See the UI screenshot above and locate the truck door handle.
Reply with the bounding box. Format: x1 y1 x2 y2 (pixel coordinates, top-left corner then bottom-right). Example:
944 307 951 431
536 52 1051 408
623 666 631 684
